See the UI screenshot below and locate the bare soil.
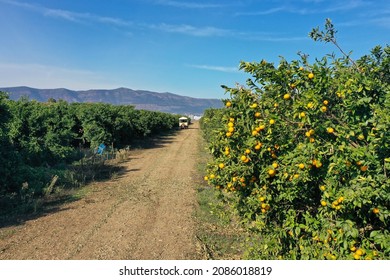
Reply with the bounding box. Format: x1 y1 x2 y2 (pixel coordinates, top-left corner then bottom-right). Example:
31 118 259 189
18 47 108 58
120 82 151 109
0 122 203 260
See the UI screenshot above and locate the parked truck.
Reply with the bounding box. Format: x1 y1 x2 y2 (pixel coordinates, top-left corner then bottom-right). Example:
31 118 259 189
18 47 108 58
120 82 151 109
179 117 189 129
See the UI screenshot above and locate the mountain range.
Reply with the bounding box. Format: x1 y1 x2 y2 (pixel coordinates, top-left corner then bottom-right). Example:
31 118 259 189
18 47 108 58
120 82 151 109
0 86 223 115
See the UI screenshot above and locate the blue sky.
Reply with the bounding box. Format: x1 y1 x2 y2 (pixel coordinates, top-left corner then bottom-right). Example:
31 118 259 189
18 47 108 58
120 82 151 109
0 0 389 99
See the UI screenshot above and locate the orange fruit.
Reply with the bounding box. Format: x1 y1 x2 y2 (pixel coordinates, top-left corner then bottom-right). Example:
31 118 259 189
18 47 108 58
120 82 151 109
320 185 326 191
373 208 380 214
269 119 275 125
298 163 305 169
228 127 234 133
308 72 314 79
226 101 232 107
255 112 261 118
300 112 306 118
241 155 247 161
321 201 327 207
321 106 327 112
252 130 258 136
226 132 232 137
283 93 291 100
218 163 225 169
272 162 279 169
268 169 276 177
323 100 329 105
360 165 368 172
327 127 334 133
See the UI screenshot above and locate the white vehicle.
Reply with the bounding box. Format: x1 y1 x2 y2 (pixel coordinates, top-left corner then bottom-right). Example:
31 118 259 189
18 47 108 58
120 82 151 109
179 117 189 129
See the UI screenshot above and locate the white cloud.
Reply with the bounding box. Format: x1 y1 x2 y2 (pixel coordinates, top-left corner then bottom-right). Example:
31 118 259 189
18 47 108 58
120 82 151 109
188 64 239 73
1 0 133 27
235 0 370 16
155 0 225 9
0 63 118 90
151 23 232 37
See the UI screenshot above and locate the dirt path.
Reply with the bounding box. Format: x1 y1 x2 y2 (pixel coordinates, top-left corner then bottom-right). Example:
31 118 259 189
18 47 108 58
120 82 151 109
0 122 203 260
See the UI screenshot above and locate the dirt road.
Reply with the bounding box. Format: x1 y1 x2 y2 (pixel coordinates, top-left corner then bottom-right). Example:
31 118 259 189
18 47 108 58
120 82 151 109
0 122 202 260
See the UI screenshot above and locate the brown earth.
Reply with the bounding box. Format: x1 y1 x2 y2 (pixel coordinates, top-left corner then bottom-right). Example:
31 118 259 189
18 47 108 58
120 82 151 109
0 122 203 260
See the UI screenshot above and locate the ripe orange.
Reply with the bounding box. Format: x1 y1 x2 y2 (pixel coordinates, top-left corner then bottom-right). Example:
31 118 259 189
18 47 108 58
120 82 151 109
323 100 329 105
226 101 232 107
308 72 314 79
269 119 275 125
241 155 247 161
321 106 327 112
360 165 368 172
252 130 258 136
373 208 380 214
327 127 334 133
283 93 291 100
305 131 311 137
298 163 305 169
228 127 234 133
356 249 364 256
228 122 234 127
300 112 306 118
255 112 261 118
307 102 314 109
320 200 327 207
268 169 276 177
218 163 225 169
320 185 326 191
272 162 279 169
245 149 251 154
255 143 262 150
226 132 232 137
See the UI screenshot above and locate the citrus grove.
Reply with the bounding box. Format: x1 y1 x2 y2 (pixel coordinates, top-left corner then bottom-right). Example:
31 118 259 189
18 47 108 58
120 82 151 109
201 20 389 259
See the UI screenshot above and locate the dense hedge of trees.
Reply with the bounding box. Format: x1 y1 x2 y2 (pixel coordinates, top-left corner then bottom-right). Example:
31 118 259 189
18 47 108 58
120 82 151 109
0 93 179 208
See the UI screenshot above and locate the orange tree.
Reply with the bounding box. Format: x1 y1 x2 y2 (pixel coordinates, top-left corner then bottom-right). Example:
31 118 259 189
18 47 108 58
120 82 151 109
203 20 389 259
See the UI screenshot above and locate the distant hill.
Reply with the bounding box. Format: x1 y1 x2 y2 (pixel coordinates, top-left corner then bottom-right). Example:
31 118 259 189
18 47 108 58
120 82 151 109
0 86 223 115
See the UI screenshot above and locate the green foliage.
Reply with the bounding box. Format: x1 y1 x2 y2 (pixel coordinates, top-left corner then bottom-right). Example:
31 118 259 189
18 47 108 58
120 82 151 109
0 94 179 211
202 21 389 259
